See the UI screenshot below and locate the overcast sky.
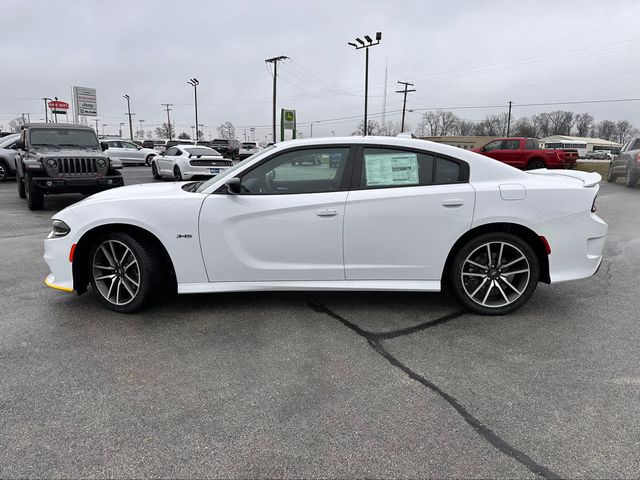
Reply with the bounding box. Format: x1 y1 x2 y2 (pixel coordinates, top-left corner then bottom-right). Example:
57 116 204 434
2 0 640 140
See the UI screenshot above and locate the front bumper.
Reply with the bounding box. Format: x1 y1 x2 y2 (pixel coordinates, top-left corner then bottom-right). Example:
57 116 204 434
32 174 124 193
44 234 76 293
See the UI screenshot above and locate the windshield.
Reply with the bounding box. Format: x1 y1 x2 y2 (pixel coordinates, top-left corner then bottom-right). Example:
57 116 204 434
196 145 275 193
213 139 229 144
29 128 98 147
185 147 219 156
0 134 19 148
242 142 257 148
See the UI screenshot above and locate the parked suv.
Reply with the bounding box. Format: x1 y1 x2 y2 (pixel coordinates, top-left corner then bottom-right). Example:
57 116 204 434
210 138 240 159
15 123 124 210
608 137 640 187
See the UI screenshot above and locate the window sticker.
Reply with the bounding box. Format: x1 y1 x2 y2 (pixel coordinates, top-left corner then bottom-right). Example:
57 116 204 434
364 153 419 186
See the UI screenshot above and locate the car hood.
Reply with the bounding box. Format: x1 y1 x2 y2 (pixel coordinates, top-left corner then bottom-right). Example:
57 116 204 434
74 181 200 206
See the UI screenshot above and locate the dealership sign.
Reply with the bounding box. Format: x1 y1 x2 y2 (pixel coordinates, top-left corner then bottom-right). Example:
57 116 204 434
280 108 296 140
48 100 69 114
72 86 97 116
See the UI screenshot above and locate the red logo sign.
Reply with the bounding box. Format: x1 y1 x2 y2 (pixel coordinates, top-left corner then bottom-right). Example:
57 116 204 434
48 101 69 110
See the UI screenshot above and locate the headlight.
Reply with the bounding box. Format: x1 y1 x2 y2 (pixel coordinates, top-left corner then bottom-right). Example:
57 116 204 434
48 219 71 238
45 158 58 169
96 158 108 169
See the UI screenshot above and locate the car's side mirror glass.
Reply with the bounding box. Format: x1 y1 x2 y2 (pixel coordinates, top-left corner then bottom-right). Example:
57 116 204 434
100 142 109 151
225 177 241 195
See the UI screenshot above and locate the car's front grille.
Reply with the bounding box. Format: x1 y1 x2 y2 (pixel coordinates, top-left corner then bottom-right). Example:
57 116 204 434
189 159 232 167
56 158 99 176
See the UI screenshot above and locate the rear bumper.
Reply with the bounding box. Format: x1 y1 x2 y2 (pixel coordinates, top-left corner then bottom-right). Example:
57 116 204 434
182 165 230 180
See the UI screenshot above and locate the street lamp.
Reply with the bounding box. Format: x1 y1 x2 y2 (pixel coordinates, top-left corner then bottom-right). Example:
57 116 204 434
348 31 382 136
187 78 199 140
123 94 134 141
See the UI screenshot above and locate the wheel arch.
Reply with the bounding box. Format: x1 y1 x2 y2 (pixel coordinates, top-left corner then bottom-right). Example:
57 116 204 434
442 222 550 287
72 223 176 294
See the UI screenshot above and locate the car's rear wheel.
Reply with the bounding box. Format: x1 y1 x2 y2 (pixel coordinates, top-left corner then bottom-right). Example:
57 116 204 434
151 162 161 180
0 159 8 182
173 166 183 181
25 173 44 210
624 167 639 188
89 233 157 313
450 233 540 315
527 159 546 170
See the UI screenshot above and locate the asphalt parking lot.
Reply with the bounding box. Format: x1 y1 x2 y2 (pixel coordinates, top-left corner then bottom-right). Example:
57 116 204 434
1 166 639 478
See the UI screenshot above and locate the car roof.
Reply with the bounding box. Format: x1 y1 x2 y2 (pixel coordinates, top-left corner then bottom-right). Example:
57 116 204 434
26 123 94 130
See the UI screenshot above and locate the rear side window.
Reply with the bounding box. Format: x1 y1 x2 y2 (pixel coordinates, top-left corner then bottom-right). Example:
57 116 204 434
361 148 466 188
525 139 539 150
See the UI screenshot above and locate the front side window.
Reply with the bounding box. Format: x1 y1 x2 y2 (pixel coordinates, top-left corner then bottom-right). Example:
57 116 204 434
361 148 465 188
239 147 350 194
483 140 502 152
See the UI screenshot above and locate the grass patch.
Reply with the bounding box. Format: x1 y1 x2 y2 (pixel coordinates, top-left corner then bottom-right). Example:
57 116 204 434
576 161 609 177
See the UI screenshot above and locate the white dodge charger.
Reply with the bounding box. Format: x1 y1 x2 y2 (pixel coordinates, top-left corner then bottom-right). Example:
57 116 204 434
44 136 607 314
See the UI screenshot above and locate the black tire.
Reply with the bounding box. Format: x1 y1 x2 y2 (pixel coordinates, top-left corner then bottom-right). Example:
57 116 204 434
173 165 183 181
88 232 158 313
450 232 540 315
607 163 618 183
145 154 155 166
25 173 44 210
0 159 8 182
624 167 639 188
151 162 161 180
17 176 26 198
527 159 546 170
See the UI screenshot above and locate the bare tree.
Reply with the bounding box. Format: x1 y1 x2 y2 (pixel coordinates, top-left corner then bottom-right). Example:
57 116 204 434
352 119 382 136
512 117 538 138
437 111 459 136
153 123 174 139
533 113 551 138
457 119 475 136
8 117 27 133
595 120 617 141
217 121 236 139
574 113 593 137
178 132 190 140
547 111 575 135
615 120 635 143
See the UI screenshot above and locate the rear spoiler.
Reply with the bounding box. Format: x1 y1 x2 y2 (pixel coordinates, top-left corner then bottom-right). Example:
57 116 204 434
526 168 601 187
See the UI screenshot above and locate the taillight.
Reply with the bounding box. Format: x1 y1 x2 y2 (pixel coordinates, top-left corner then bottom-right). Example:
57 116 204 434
636 152 640 164
556 151 565 160
591 195 598 213
539 236 551 255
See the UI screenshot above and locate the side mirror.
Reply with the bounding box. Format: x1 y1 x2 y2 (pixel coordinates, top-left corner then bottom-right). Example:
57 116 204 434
225 177 241 195
15 140 25 149
101 142 109 151
137 146 142 150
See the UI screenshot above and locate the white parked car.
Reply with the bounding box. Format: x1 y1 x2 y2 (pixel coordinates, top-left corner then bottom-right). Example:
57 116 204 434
151 145 233 181
103 139 157 166
239 141 260 159
43 136 607 314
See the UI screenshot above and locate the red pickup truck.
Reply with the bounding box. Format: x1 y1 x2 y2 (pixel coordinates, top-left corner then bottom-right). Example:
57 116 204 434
472 137 578 170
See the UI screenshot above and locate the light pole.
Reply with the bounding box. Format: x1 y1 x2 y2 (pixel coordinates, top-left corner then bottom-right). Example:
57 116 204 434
265 55 289 143
198 124 204 140
94 118 100 134
191 126 195 139
102 123 107 136
187 78 199 141
119 122 124 137
348 32 382 136
139 119 145 139
42 97 51 123
310 122 317 138
123 94 134 141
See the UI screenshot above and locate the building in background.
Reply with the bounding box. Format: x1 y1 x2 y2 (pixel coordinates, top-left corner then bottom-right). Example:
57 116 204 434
540 135 622 157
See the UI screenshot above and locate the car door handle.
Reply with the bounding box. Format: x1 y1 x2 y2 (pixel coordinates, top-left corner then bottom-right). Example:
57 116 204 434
441 199 464 207
317 208 338 217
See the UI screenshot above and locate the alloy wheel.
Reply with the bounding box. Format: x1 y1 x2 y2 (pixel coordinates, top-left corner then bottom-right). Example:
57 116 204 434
461 241 531 308
92 239 140 306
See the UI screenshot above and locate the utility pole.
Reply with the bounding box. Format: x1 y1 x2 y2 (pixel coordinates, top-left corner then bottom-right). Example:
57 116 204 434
119 122 124 137
139 119 145 138
348 32 382 135
187 78 199 140
506 101 513 137
94 118 99 133
123 94 134 141
42 98 51 123
310 122 316 137
265 55 289 143
381 58 388 132
102 124 106 136
161 104 173 140
198 124 204 140
395 81 416 132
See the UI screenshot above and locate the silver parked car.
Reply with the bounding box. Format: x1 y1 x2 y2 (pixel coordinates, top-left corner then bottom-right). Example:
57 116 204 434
0 133 20 181
103 139 158 166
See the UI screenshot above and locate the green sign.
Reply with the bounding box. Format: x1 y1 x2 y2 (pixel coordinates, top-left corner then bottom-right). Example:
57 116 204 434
280 109 296 141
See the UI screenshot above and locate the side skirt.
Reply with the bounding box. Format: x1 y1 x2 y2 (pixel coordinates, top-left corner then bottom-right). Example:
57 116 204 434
177 280 441 294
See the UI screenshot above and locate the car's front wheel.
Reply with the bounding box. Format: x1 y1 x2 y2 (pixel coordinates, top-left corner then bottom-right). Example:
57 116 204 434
450 233 540 315
89 233 157 313
25 173 44 210
145 154 155 166
151 161 161 180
